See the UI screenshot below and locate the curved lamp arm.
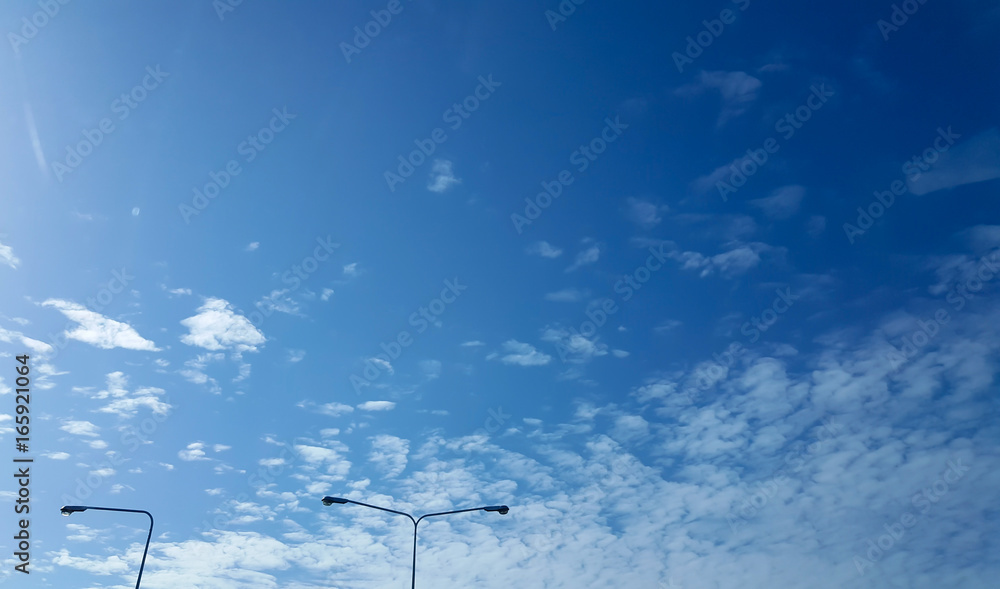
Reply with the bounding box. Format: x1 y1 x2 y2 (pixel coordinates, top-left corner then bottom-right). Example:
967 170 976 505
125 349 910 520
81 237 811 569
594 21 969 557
60 505 154 589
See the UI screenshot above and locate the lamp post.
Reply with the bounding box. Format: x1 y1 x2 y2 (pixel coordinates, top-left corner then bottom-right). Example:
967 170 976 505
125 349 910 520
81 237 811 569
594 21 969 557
60 505 154 589
321 496 508 588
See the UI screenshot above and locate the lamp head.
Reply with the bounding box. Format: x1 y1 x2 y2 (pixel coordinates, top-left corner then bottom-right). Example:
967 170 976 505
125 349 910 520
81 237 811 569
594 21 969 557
60 505 88 516
321 496 349 506
484 505 510 515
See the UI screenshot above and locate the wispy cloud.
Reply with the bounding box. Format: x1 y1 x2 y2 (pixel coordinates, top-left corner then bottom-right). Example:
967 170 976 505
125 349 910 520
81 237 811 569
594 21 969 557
527 241 563 258
565 244 600 273
427 159 460 193
750 185 804 219
0 240 20 269
495 340 552 366
676 70 762 127
545 288 587 303
42 299 160 351
245 242 260 252
625 197 668 229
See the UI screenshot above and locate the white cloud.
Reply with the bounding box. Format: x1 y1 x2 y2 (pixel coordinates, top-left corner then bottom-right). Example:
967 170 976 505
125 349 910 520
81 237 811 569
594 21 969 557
368 357 393 375
460 340 486 347
179 442 210 461
565 244 600 273
676 70 762 127
541 328 608 364
427 159 461 192
43 451 71 460
60 420 100 437
342 262 359 277
255 289 300 316
665 241 783 278
527 241 563 258
0 241 20 269
180 298 265 352
654 319 682 333
358 400 396 411
908 128 1000 195
806 215 827 237
625 197 668 228
497 340 552 366
0 326 54 354
288 349 306 363
42 299 159 351
321 288 335 301
245 242 260 252
420 359 442 379
370 434 409 477
749 185 805 219
544 288 587 303
168 288 193 296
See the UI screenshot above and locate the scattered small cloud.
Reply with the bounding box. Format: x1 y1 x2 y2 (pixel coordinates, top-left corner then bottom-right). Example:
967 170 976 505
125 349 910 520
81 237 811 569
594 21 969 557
527 241 563 258
245 242 260 252
749 185 804 219
358 400 396 411
460 340 486 347
420 359 442 379
343 263 359 278
321 288 335 302
545 288 587 303
0 241 20 269
675 70 762 127
565 244 600 273
288 349 306 363
178 442 210 461
654 319 682 333
625 197 668 229
495 340 552 366
806 215 827 237
427 159 460 193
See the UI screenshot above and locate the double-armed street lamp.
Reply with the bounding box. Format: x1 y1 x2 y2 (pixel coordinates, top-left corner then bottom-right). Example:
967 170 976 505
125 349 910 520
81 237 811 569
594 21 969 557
321 496 508 588
60 505 154 589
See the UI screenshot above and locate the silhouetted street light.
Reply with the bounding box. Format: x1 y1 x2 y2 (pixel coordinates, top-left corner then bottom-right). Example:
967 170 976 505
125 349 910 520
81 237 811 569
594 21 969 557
60 505 154 589
321 496 508 588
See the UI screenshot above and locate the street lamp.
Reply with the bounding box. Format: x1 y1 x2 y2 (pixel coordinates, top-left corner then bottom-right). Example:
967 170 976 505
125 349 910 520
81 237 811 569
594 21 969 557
321 496 508 588
60 505 154 589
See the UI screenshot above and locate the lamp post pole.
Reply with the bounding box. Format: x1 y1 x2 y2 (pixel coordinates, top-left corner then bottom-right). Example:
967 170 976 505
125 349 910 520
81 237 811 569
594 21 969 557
321 497 508 589
60 505 154 589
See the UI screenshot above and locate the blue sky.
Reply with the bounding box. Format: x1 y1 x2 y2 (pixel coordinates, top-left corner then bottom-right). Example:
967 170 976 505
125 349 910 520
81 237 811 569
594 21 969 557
2 0 1000 587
